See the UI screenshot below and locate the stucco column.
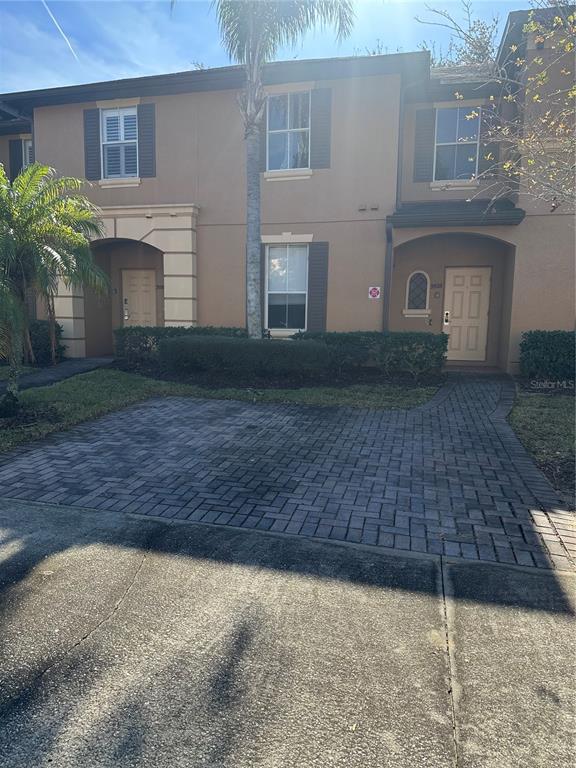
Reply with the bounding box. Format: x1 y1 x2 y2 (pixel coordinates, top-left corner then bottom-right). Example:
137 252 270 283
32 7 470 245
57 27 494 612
53 279 86 358
160 227 197 328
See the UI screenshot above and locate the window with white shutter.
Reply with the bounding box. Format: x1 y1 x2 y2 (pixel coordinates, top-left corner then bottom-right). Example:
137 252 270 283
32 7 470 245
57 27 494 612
101 107 138 178
22 139 33 169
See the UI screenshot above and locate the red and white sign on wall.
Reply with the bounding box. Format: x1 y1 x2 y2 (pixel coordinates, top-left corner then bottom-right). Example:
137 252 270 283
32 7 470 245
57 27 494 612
368 286 381 299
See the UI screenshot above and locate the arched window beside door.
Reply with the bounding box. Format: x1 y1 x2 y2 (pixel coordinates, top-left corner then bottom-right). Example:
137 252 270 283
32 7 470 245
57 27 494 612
403 271 430 316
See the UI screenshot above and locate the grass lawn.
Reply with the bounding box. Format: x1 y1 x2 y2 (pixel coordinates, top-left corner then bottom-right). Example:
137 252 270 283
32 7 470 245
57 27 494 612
0 368 437 454
509 392 575 501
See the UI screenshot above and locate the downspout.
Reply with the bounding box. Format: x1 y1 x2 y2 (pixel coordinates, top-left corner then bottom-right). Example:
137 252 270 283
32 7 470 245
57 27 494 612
395 76 405 213
383 75 405 332
382 221 394 332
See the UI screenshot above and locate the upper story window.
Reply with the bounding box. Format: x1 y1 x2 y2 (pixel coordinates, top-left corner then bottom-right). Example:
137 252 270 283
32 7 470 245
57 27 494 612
22 139 33 169
101 107 138 178
266 244 308 330
267 92 310 171
434 106 480 181
404 271 430 316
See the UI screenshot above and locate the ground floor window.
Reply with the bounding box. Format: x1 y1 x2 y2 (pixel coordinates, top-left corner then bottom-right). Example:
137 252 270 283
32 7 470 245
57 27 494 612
404 270 430 315
266 244 308 330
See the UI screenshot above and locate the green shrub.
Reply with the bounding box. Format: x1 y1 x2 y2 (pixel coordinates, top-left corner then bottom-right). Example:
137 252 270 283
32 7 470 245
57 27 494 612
294 331 379 371
0 392 20 418
295 330 447 380
519 330 575 380
29 320 65 366
159 336 330 379
114 325 247 365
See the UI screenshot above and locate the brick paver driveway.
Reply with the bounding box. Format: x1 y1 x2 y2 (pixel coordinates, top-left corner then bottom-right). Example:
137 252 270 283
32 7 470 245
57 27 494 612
0 376 574 569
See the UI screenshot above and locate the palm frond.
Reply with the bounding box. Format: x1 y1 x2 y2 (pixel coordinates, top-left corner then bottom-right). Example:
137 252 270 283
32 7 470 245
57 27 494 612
0 163 108 374
214 1 354 64
0 277 24 363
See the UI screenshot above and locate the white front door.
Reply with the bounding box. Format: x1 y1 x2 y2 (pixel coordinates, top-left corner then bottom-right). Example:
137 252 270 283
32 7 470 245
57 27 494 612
443 267 491 361
122 269 157 327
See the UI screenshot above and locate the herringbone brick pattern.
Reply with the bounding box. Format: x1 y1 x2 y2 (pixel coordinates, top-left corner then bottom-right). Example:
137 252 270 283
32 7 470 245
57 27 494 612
0 377 573 569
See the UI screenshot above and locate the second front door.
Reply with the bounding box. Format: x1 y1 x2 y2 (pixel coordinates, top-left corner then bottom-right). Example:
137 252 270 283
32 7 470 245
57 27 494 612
443 267 491 361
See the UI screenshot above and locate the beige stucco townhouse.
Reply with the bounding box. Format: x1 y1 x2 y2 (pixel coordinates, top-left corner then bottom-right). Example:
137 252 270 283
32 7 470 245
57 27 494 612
0 8 573 372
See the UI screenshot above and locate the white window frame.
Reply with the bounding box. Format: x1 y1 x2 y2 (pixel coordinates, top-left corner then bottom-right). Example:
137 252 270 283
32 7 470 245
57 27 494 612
265 243 309 333
433 106 481 182
266 91 311 172
101 107 139 179
22 138 33 169
403 270 431 317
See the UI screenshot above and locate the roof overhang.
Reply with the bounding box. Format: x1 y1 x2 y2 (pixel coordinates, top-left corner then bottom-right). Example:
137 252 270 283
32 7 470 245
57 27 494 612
388 199 526 228
0 118 31 136
0 51 430 113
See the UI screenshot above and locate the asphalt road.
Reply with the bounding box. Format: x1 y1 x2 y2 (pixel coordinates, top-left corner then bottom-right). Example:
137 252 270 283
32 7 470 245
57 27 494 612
0 498 573 768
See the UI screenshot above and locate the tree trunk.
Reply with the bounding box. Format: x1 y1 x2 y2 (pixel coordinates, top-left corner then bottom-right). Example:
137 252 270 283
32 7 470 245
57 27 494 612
245 128 262 338
6 329 22 397
48 296 57 366
24 325 35 365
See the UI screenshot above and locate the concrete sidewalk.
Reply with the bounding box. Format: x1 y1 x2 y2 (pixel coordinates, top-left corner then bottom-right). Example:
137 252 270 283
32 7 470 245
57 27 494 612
0 356 113 394
0 498 573 768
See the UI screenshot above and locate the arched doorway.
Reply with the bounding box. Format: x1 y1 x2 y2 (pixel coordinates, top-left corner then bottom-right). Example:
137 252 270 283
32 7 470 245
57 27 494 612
390 233 515 368
85 239 164 356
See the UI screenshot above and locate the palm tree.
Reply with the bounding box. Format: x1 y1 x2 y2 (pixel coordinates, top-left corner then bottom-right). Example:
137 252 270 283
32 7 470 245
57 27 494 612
0 163 107 395
0 274 24 400
213 0 354 337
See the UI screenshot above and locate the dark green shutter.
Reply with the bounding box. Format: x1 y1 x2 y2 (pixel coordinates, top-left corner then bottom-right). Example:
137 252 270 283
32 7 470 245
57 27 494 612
307 242 329 332
259 107 268 172
413 108 435 182
478 106 500 177
8 139 23 181
138 103 156 178
83 108 101 180
310 89 331 169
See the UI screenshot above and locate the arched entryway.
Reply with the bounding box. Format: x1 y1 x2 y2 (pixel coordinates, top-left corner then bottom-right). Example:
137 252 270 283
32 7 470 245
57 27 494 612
85 239 165 356
390 233 515 368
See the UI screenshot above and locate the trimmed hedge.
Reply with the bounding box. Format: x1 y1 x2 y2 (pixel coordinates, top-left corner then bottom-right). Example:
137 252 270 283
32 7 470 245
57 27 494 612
159 336 331 379
519 330 575 380
294 330 447 380
29 320 65 365
114 325 247 365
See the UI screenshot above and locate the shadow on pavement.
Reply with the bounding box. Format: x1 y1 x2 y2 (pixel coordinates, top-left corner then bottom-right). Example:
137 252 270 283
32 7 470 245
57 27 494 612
0 498 573 615
0 499 574 768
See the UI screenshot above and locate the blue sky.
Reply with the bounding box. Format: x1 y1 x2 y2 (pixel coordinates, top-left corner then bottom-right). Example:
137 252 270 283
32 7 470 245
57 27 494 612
0 1 530 93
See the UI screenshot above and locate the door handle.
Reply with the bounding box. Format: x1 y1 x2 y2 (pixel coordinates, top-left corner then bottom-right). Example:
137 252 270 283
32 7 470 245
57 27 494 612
443 311 450 325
